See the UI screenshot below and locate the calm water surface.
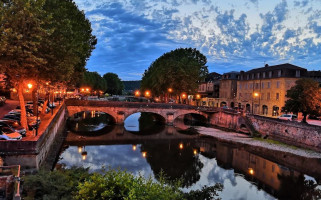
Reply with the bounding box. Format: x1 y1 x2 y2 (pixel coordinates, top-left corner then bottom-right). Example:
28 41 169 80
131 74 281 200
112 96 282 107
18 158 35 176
57 111 321 200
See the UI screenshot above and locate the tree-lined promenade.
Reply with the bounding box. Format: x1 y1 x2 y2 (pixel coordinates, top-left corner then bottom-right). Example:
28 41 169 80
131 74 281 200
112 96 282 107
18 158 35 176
0 0 97 131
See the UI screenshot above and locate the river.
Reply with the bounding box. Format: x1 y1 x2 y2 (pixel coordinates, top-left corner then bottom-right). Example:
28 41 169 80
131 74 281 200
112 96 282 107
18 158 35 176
56 111 321 200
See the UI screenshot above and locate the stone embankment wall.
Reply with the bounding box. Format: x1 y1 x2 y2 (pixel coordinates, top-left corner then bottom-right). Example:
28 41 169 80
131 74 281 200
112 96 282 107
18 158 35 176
2 104 67 169
209 110 241 130
248 115 321 151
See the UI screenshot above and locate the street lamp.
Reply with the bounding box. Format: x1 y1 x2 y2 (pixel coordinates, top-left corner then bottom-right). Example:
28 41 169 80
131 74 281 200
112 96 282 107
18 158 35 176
167 88 173 103
252 92 259 114
144 90 151 98
181 93 187 104
134 90 140 97
196 94 201 106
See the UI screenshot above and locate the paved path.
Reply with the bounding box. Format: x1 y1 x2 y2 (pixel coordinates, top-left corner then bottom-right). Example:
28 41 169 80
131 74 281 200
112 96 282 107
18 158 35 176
0 100 19 119
197 126 321 158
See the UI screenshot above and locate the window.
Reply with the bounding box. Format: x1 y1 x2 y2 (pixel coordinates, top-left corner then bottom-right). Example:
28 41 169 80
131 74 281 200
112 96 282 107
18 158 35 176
267 92 270 100
278 70 282 77
261 93 264 100
263 72 266 78
296 70 300 77
245 83 248 89
250 83 253 89
267 82 271 88
239 84 242 89
247 74 249 80
276 81 280 88
262 82 264 89
255 83 259 89
269 71 272 78
257 73 260 78
252 74 255 79
276 93 279 100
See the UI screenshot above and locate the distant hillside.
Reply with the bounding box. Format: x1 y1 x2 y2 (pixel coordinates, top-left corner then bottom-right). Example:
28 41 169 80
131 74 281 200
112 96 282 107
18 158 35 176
122 80 141 91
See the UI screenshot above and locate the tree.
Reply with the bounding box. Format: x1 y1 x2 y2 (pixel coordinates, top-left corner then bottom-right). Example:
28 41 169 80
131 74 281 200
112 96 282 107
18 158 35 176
80 71 107 92
0 0 96 130
141 48 208 98
103 73 124 95
284 78 321 123
0 0 51 130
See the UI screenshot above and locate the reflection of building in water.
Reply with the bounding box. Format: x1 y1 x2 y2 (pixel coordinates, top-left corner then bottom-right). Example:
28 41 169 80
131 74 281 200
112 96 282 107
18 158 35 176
232 149 300 192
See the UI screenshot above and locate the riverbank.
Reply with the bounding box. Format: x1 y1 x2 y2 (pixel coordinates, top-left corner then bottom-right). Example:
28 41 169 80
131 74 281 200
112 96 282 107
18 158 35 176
197 126 321 158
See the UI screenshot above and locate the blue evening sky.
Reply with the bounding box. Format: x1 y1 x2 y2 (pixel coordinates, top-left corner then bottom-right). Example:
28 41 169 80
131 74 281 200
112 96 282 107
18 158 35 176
74 0 321 80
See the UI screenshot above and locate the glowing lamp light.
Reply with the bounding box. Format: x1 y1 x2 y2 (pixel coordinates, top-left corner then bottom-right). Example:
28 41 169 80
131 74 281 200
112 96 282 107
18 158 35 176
145 90 151 97
86 88 89 92
142 152 147 158
196 94 201 99
254 92 259 97
181 93 187 99
193 149 198 155
132 145 137 151
81 151 87 160
134 90 140 97
248 168 254 175
179 143 184 150
78 146 82 153
81 88 85 92
168 88 173 93
27 83 33 89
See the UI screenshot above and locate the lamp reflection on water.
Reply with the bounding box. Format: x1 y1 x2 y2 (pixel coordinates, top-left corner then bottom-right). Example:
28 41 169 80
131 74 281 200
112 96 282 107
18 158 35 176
78 146 88 160
142 152 147 158
78 146 82 153
248 168 254 175
132 145 137 151
179 143 184 150
193 149 198 155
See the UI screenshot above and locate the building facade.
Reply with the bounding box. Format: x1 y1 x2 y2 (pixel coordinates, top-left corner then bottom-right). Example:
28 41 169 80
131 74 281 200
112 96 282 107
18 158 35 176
197 72 221 107
237 63 307 116
219 71 240 108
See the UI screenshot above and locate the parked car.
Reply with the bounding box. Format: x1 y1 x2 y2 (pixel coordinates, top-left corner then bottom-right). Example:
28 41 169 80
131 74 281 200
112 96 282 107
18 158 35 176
308 115 321 120
0 120 26 137
277 114 298 121
2 113 40 130
0 125 22 140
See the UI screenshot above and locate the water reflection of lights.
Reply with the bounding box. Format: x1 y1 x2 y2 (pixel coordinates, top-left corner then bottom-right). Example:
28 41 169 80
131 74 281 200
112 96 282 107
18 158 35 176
83 112 86 119
75 123 78 131
193 149 198 155
142 152 147 158
78 146 88 160
248 168 254 175
132 145 137 151
179 143 184 149
78 146 82 153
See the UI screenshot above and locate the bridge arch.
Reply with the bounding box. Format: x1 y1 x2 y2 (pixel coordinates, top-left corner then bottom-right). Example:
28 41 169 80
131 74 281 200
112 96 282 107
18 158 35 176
66 106 118 124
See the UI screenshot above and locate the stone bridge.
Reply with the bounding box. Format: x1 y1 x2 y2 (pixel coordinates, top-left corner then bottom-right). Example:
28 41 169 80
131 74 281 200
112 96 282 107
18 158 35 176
65 99 221 125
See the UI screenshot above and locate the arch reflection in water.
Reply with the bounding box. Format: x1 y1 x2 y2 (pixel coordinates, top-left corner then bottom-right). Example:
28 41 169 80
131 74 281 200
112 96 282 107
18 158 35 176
124 112 165 135
174 113 207 135
68 111 115 136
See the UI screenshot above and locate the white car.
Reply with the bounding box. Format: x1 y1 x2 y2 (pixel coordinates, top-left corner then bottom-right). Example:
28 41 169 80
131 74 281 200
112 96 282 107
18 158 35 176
277 114 298 121
0 125 22 140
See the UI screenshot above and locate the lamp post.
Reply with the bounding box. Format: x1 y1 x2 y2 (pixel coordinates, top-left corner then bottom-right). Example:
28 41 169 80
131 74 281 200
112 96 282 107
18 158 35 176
252 92 259 114
196 94 201 106
181 93 187 104
167 88 173 103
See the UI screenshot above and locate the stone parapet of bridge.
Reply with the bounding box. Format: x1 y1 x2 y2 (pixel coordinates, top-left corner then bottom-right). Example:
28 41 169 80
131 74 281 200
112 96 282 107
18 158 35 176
65 100 221 125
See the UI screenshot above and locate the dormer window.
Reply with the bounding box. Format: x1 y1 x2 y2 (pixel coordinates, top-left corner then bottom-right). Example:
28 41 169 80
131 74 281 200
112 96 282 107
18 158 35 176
247 74 249 80
252 74 254 79
278 70 281 77
296 70 300 77
257 73 260 79
269 71 272 78
263 72 266 78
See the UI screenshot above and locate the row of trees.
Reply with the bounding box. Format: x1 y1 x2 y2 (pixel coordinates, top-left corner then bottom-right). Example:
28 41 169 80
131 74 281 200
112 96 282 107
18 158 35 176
0 0 97 130
80 71 124 95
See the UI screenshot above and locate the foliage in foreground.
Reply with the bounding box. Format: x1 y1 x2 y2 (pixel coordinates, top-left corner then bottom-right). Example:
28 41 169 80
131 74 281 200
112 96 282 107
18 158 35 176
22 167 223 200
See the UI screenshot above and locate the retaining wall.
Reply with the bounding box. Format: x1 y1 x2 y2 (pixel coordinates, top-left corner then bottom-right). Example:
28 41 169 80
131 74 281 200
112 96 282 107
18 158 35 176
248 115 321 151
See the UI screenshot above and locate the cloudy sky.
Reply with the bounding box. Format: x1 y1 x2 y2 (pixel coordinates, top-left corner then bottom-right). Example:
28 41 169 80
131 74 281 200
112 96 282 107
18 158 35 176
74 0 321 80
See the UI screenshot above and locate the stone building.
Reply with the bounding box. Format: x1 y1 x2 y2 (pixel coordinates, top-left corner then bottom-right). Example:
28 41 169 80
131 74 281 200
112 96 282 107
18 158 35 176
219 71 240 108
197 72 221 107
237 63 307 116
308 70 321 86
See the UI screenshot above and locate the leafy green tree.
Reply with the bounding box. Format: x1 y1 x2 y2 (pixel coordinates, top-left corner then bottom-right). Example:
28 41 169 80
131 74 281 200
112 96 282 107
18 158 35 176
81 71 107 92
284 78 321 123
103 72 124 95
141 48 208 97
0 0 51 129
